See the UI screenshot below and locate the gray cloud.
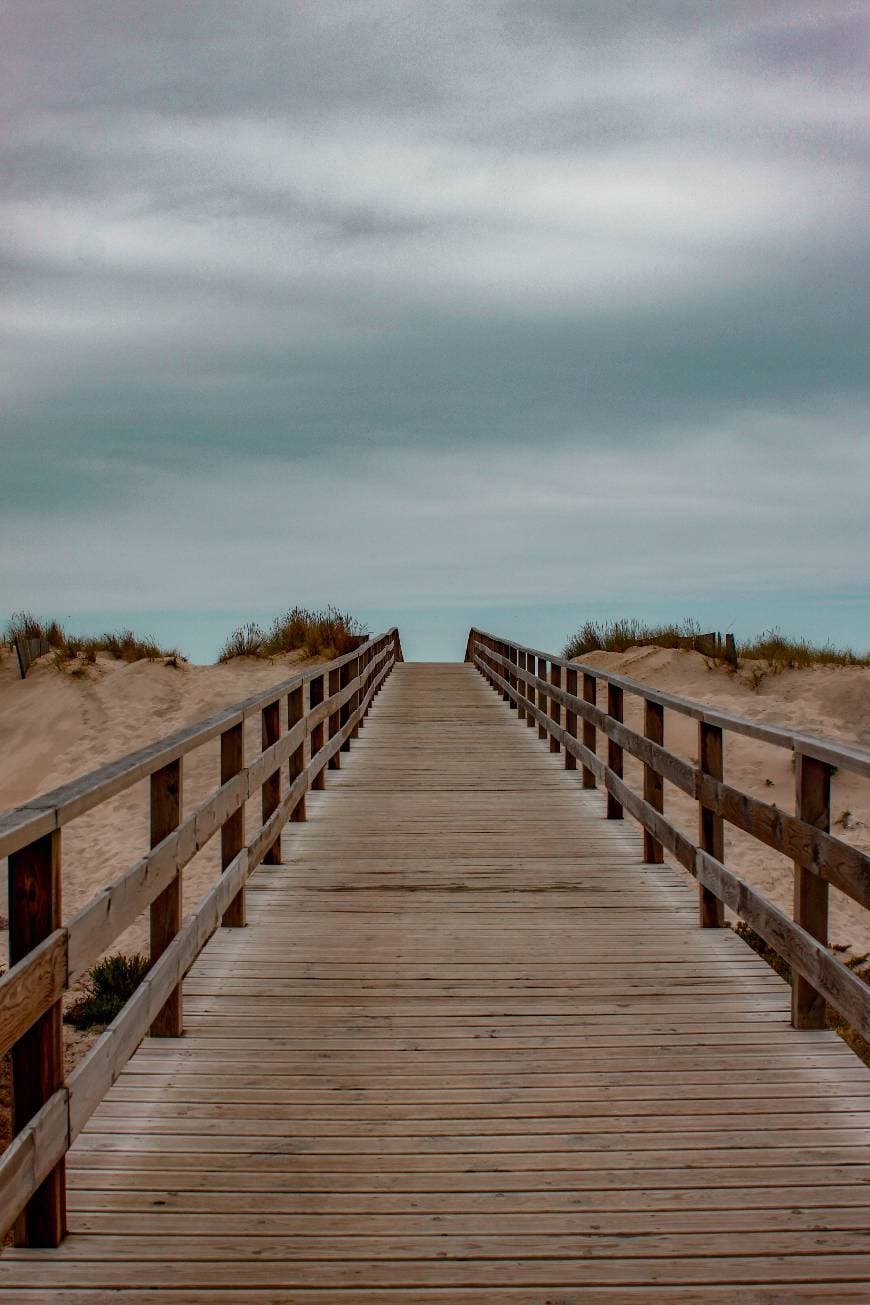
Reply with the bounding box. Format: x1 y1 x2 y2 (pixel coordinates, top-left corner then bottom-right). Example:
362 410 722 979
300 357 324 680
1 1 867 653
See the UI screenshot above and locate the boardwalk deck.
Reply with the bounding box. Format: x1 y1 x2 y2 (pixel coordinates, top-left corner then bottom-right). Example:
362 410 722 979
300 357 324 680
4 662 870 1302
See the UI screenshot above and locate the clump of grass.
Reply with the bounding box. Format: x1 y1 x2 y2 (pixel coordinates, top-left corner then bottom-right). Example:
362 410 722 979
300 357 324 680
737 627 869 669
64 953 150 1030
219 607 367 663
5 612 181 667
563 619 705 659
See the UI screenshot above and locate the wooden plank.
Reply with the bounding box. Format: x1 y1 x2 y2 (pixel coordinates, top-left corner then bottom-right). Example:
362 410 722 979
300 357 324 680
643 699 665 863
0 930 67 1058
606 684 624 820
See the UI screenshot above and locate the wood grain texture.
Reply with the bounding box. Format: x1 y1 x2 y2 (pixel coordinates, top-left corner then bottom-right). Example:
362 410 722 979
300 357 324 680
4 661 869 1298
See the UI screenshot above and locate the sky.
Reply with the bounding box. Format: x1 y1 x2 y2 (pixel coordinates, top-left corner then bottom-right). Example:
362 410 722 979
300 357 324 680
1 1 868 663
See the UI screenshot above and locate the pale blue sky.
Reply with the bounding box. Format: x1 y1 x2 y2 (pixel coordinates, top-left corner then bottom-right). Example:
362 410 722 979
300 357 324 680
2 2 868 661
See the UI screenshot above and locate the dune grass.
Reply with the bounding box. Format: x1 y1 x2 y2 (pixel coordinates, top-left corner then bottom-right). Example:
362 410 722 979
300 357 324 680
563 618 869 668
563 619 706 659
4 612 181 665
218 606 368 663
64 953 151 1031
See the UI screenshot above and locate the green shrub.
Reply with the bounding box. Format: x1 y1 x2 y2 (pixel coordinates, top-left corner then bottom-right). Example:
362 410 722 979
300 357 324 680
64 953 151 1030
563 619 704 659
219 607 367 663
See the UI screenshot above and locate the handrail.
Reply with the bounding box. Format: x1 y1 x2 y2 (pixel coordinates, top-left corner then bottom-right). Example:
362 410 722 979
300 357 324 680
467 628 870 1049
0 627 402 1246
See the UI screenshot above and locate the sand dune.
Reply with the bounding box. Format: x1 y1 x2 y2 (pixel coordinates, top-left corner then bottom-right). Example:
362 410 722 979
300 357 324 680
0 646 326 973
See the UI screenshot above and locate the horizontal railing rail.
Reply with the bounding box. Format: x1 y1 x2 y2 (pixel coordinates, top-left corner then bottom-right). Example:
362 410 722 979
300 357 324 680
467 628 870 1046
0 627 403 1246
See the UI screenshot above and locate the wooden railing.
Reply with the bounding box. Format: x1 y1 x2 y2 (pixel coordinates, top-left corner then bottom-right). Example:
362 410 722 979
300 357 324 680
0 628 402 1246
468 628 870 1041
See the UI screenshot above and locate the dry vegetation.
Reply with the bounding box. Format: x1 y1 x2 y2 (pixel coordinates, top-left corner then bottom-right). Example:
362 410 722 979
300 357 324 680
563 618 869 668
5 612 181 668
218 606 367 662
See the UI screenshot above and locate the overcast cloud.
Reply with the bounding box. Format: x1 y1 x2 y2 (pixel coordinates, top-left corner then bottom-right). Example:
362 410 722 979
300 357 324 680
1 1 867 660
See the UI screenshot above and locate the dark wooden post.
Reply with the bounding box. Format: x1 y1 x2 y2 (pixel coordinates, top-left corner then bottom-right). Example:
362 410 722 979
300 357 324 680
288 683 306 822
582 673 597 788
221 722 246 927
516 651 527 721
698 721 725 927
564 668 577 770
606 685 623 819
508 645 518 710
548 663 561 754
150 758 183 1036
261 701 281 863
309 674 326 789
348 651 362 741
500 642 511 702
643 701 664 863
327 665 342 770
537 658 548 739
9 830 66 1246
792 755 832 1028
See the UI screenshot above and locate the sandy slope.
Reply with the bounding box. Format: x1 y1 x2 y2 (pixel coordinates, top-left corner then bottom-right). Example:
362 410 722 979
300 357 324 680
573 646 870 958
0 645 326 973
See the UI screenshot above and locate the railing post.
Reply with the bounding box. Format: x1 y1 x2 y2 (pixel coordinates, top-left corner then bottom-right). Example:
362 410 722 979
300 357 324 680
8 829 66 1246
261 701 281 863
310 673 326 789
537 658 548 739
501 642 511 703
643 700 664 863
328 664 342 770
582 673 597 788
564 668 577 770
348 651 361 742
606 685 623 819
516 650 526 720
150 758 184 1035
288 682 306 823
698 722 725 927
792 754 832 1028
221 721 246 927
549 662 561 754
525 651 536 727
508 645 518 710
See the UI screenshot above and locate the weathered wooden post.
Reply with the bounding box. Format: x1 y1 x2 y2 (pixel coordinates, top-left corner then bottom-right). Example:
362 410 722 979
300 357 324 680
261 701 281 863
606 685 623 819
643 701 664 863
150 759 184 1035
221 721 246 926
582 673 597 789
309 673 326 789
537 657 548 740
549 663 561 755
328 665 342 770
698 722 725 927
8 829 66 1246
508 644 519 711
288 682 306 822
792 755 832 1027
564 668 577 770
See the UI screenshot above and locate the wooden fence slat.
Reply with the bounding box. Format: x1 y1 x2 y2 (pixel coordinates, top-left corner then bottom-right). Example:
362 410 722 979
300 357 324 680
309 674 326 791
0 930 67 1059
260 702 282 864
549 663 561 755
288 684 306 823
582 672 597 789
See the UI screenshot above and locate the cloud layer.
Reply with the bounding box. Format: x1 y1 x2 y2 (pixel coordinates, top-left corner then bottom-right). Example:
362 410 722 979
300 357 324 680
2 2 867 656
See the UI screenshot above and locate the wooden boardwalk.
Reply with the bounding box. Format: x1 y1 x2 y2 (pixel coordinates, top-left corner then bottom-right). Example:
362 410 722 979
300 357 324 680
4 662 870 1301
